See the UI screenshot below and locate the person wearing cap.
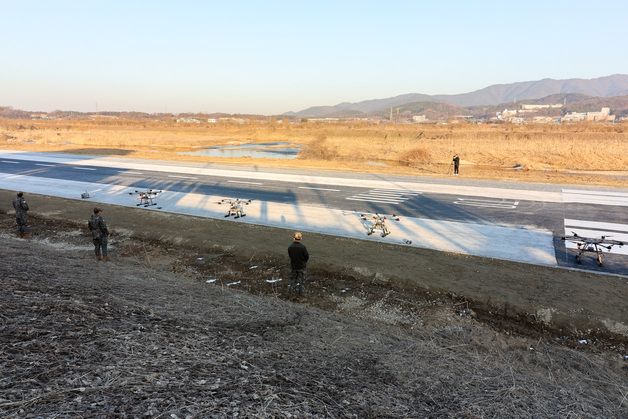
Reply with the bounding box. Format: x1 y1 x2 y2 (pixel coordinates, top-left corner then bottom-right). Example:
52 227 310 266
88 207 110 261
288 232 309 295
12 191 30 238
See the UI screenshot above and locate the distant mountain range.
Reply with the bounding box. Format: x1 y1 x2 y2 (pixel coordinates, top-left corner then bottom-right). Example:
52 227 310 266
287 74 628 118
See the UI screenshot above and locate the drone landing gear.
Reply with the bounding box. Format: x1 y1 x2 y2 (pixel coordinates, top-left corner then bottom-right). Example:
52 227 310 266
574 244 605 266
369 228 390 237
225 212 246 219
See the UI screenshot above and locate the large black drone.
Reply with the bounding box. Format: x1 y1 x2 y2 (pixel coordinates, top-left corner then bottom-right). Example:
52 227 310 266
562 232 624 266
217 198 252 219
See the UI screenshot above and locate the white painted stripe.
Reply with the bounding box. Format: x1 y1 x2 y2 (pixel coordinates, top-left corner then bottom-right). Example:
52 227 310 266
298 186 341 192
564 219 628 233
124 171 144 175
35 163 55 167
563 194 628 205
73 167 96 171
371 189 421 195
1 160 19 164
346 197 403 204
454 198 519 209
457 198 518 204
351 196 404 202
168 175 198 180
361 189 405 196
563 189 628 207
227 180 263 185
353 193 410 201
563 189 628 198
454 202 518 209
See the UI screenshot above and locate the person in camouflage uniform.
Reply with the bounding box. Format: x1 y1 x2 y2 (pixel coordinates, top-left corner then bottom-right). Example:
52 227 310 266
12 191 30 238
88 207 110 261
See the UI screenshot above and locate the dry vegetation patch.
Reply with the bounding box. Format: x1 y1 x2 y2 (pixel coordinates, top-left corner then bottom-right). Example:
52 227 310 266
1 118 627 185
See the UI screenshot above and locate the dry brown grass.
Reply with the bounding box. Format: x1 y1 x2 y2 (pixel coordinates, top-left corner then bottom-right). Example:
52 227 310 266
1 118 627 186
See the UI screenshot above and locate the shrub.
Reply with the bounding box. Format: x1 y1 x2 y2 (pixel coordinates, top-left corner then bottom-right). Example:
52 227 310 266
299 136 339 160
399 147 431 167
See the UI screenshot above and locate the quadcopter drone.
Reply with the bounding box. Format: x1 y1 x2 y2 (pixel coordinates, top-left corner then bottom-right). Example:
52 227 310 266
128 189 162 207
562 232 624 266
360 212 400 237
217 198 252 219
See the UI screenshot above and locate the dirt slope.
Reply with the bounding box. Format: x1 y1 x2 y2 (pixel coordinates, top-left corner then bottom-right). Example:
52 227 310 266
0 215 627 417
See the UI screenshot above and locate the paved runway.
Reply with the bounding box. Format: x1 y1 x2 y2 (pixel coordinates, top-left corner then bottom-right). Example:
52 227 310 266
1 150 627 275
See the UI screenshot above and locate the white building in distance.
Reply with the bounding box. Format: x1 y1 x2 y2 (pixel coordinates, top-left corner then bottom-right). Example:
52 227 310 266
521 103 563 110
586 107 615 122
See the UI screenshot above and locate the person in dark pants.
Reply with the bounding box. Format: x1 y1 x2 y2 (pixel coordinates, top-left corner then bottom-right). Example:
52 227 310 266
88 207 110 261
288 232 309 295
12 191 30 238
452 154 460 176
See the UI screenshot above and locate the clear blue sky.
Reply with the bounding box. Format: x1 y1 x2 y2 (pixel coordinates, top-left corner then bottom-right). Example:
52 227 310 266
1 0 626 114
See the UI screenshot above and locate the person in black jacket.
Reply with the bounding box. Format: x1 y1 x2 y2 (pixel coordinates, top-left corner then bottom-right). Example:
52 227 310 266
452 154 460 176
288 232 309 295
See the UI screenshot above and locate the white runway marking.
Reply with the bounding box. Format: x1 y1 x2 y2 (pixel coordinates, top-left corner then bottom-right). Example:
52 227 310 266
168 175 198 180
35 163 55 167
124 171 144 175
563 189 628 207
346 197 404 204
1 160 19 164
347 188 421 205
454 198 519 209
564 219 628 255
227 180 263 185
73 167 96 171
299 186 341 192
